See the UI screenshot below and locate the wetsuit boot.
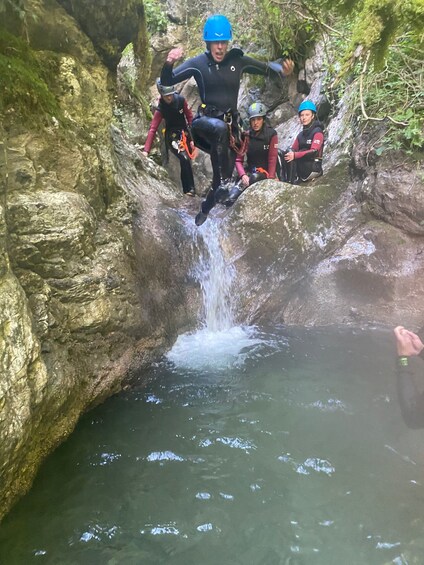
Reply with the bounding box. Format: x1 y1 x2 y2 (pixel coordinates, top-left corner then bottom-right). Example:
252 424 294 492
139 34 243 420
224 185 243 207
195 211 208 226
214 179 233 203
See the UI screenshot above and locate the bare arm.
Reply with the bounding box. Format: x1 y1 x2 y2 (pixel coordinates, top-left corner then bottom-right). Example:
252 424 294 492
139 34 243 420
394 326 424 428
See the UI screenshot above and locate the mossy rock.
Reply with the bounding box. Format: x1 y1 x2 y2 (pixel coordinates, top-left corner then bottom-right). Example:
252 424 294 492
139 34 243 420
0 29 61 128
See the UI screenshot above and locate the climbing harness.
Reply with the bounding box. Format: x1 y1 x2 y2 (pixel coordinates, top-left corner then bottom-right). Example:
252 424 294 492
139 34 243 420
178 130 196 159
170 130 196 159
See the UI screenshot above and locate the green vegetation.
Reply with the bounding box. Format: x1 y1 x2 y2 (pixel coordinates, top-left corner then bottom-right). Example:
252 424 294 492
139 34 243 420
253 0 423 151
0 29 60 126
119 43 152 121
257 0 320 59
144 0 168 34
0 0 25 18
330 0 424 69
355 32 423 151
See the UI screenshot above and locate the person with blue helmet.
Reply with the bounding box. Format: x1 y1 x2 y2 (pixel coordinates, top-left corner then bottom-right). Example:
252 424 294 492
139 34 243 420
278 99 325 184
142 79 197 196
160 14 294 225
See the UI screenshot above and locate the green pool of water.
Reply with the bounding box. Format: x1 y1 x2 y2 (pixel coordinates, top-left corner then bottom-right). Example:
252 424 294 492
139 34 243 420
1 326 423 564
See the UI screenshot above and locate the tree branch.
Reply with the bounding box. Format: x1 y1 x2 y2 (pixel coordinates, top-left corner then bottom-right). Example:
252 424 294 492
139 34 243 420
359 51 408 126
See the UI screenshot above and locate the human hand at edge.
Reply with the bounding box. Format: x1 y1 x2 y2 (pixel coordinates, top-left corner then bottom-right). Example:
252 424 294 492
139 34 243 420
281 58 295 76
241 174 250 188
141 151 149 157
394 326 424 357
190 141 198 159
166 47 184 64
284 151 295 162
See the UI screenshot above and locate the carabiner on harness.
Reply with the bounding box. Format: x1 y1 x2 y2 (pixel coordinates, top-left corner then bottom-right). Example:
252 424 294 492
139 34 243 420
178 130 196 160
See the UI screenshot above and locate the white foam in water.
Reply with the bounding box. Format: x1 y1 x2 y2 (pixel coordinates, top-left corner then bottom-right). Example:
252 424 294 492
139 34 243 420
166 325 265 371
167 217 271 371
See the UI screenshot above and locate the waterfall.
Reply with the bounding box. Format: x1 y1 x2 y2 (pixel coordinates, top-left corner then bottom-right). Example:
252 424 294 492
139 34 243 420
194 220 235 332
166 213 271 371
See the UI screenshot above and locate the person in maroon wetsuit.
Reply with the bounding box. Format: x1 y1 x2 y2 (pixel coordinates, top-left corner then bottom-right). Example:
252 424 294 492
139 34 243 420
223 101 279 206
160 14 294 225
394 325 424 428
279 99 324 184
142 79 197 196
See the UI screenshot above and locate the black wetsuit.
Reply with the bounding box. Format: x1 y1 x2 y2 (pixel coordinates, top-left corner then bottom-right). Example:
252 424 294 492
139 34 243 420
243 124 278 175
144 94 195 194
397 352 424 428
224 124 279 205
161 48 285 214
279 119 324 184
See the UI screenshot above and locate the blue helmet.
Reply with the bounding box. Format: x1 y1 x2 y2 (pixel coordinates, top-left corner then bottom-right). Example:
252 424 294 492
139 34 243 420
298 100 317 114
203 14 232 42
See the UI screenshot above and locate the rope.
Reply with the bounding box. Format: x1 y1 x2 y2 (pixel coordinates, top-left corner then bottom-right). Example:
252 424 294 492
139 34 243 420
228 126 248 156
178 130 196 159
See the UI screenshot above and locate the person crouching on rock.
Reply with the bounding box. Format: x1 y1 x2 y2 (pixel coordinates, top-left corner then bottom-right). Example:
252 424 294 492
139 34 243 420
224 102 279 206
279 100 324 185
142 79 197 196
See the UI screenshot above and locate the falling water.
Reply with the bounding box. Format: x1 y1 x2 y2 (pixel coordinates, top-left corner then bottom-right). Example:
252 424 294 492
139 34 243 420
166 214 268 370
194 220 235 331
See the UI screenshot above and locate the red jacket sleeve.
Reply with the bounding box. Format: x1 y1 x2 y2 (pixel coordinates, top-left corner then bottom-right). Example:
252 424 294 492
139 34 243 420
267 134 279 178
293 132 324 160
235 152 246 177
143 110 163 153
183 99 193 127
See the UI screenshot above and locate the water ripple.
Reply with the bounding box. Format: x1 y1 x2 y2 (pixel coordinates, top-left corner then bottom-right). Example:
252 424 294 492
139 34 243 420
140 523 180 536
296 457 335 476
146 451 184 462
215 436 256 452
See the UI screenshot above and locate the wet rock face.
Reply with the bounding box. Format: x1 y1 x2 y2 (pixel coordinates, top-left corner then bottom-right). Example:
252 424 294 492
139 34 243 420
57 0 145 69
0 0 198 523
354 142 424 236
223 155 424 328
0 123 199 521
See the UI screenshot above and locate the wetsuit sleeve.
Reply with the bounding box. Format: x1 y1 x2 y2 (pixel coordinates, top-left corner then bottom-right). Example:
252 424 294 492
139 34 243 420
235 152 246 177
294 132 324 160
397 356 424 428
160 58 199 86
291 137 299 151
183 99 194 127
240 55 284 78
143 110 163 153
268 134 279 178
